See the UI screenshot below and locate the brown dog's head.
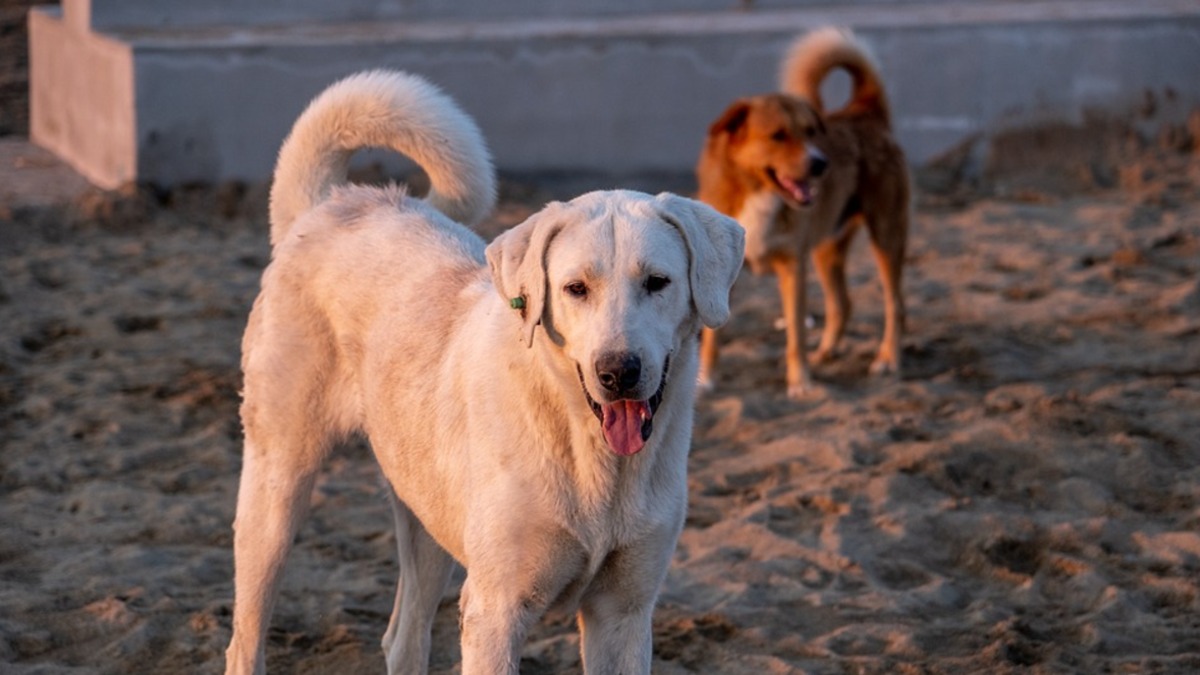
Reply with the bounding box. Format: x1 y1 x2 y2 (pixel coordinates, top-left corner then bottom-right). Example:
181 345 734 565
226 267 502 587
707 94 828 208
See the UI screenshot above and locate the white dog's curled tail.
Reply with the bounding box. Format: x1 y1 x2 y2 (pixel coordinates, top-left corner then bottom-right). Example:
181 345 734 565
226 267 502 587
779 27 891 125
268 70 496 246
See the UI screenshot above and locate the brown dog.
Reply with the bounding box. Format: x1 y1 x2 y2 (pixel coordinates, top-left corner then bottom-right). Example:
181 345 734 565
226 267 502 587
695 27 910 398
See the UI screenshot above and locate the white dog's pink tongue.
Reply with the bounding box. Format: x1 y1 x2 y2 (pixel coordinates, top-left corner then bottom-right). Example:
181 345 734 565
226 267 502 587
601 400 650 456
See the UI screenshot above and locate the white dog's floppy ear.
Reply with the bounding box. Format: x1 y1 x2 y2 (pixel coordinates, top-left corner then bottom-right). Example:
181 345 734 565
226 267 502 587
485 203 567 347
654 193 746 328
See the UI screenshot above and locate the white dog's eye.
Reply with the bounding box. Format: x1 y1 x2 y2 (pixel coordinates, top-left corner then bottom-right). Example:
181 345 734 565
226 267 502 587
564 281 589 298
645 275 671 293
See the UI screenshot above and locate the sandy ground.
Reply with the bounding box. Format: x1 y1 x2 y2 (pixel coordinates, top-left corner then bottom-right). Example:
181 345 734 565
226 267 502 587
2 122 1199 675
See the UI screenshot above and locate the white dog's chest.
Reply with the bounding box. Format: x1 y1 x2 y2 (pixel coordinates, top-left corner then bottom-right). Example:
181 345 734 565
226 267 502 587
544 514 673 615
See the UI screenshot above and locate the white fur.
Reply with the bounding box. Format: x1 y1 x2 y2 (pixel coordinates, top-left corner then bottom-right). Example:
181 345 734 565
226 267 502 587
223 70 745 675
734 190 783 275
269 70 496 245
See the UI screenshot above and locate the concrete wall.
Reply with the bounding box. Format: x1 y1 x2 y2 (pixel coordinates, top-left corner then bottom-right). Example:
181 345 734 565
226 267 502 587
29 0 1200 189
28 6 136 189
78 0 994 28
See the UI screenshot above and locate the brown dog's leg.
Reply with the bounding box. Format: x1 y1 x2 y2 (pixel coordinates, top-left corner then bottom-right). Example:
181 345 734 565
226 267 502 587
772 256 813 398
810 228 857 365
865 212 907 377
697 327 719 393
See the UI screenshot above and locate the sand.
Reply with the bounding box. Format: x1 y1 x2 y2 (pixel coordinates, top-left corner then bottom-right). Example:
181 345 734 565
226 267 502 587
2 127 1199 674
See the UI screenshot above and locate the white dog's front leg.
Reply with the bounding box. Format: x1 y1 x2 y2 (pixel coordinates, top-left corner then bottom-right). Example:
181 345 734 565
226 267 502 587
578 600 654 675
457 578 539 675
576 535 678 675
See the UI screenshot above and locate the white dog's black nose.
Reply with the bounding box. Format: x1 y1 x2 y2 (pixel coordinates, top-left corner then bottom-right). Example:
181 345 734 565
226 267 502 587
596 353 642 395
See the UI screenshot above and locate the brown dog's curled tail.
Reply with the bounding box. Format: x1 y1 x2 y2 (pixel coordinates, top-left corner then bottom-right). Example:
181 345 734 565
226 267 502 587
779 27 891 124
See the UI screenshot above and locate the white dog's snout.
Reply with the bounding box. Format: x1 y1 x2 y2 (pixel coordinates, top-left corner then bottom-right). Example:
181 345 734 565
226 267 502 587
595 352 643 395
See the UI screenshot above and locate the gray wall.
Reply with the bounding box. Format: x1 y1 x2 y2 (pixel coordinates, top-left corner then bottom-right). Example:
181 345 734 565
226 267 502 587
31 0 1200 188
84 0 1002 27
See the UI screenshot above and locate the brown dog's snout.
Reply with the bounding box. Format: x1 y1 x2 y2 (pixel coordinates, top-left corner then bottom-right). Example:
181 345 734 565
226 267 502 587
808 149 828 177
596 352 642 395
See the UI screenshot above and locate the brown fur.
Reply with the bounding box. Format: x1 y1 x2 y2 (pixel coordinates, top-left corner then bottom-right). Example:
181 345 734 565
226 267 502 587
695 27 910 398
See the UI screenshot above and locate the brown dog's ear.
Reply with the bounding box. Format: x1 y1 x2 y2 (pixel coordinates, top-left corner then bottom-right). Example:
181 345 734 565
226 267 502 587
485 203 567 347
653 193 746 328
708 100 752 138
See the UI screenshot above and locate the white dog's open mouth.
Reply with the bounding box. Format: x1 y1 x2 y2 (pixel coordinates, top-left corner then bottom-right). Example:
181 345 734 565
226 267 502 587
577 357 669 457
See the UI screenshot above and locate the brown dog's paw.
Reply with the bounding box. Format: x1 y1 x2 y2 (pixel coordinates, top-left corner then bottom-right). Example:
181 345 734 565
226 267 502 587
808 347 837 366
869 356 901 378
786 378 826 401
773 315 816 331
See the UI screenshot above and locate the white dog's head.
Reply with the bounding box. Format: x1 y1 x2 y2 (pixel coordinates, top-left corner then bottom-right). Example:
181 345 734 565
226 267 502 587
487 191 744 456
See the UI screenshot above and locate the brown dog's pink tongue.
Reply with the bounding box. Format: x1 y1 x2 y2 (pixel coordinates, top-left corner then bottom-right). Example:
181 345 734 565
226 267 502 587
601 400 650 456
780 176 813 205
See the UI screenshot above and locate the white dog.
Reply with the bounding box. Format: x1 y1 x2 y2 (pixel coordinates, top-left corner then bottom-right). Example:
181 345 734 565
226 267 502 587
223 70 745 675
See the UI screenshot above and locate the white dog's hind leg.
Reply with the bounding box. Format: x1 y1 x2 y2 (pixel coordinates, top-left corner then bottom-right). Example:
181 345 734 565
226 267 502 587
381 490 455 675
224 438 325 675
